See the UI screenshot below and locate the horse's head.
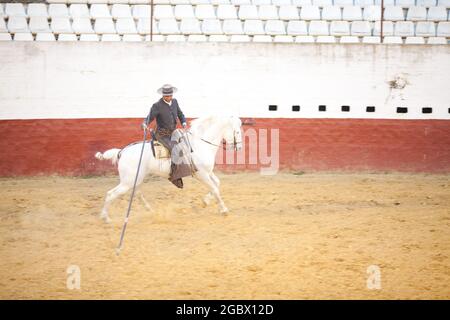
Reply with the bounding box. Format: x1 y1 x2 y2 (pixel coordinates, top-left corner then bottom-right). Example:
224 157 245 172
223 116 243 151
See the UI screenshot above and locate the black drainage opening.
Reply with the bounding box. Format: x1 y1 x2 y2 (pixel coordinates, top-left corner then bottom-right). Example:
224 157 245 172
269 105 277 111
397 107 408 113
366 106 375 112
292 105 300 112
318 105 326 112
422 107 432 114
341 105 350 112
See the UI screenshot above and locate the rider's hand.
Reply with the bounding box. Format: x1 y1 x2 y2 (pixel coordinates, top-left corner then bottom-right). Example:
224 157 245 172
182 122 187 129
141 122 147 130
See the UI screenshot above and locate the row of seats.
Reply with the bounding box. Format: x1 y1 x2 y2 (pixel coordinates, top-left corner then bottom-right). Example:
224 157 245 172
2 16 449 36
1 4 449 22
42 0 450 6
0 32 447 43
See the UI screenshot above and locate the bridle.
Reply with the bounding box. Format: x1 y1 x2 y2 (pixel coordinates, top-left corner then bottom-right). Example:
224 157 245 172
187 129 242 151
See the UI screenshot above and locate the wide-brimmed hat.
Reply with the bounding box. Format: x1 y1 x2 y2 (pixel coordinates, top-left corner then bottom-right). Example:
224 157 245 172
157 84 177 96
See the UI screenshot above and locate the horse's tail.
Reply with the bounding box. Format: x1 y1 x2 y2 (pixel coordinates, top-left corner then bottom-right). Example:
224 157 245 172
95 148 121 165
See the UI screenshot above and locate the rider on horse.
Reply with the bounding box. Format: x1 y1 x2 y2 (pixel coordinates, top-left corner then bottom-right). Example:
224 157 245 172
142 84 188 188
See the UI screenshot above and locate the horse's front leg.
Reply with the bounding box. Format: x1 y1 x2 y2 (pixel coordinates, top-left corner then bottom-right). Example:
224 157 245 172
196 171 228 214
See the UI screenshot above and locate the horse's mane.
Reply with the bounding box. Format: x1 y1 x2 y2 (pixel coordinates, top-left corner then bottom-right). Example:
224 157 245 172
189 115 223 135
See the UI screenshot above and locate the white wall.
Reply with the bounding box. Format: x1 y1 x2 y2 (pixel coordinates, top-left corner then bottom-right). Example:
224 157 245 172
0 42 449 120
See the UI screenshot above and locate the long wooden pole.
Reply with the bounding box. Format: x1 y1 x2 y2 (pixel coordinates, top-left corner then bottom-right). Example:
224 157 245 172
380 0 384 43
150 0 154 42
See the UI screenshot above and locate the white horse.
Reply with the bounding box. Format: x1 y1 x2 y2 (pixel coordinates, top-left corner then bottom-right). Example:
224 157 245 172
95 115 243 223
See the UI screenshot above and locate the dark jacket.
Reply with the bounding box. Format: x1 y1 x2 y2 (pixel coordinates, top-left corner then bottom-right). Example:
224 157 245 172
145 98 186 136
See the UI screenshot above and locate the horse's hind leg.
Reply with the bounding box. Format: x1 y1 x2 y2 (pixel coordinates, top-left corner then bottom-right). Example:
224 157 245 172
137 190 152 211
100 183 130 223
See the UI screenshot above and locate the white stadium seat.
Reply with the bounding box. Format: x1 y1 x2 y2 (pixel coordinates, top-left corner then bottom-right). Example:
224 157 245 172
222 19 244 34
230 35 251 42
36 33 56 41
300 5 321 20
373 21 394 35
28 3 49 18
116 18 137 34
363 5 381 21
355 0 375 5
174 5 195 19
273 0 293 5
273 35 294 42
342 6 363 20
5 3 26 17
330 20 350 35
29 17 51 33
384 6 405 21
293 0 313 5
239 5 259 19
70 5 90 18
79 34 100 41
145 35 165 42
437 0 450 6
90 4 111 18
49 4 70 18
132 5 151 19
258 5 279 20
101 34 121 41
427 36 446 44
406 6 427 21
94 18 116 34
52 18 75 34
0 5 5 18
243 19 265 34
436 21 450 36
287 20 308 35
253 0 272 5
58 33 78 41
316 35 336 43
217 5 238 19
191 0 213 4
312 0 332 6
395 0 416 7
0 18 7 33
394 21 414 36
362 36 381 43
137 18 159 34
208 35 229 42
265 19 286 35
170 0 190 4
210 0 231 4
123 34 143 42
72 18 94 34
334 0 354 6
350 20 372 36
295 35 315 42
111 4 132 18
404 36 425 44
415 21 436 36
278 6 300 20
180 18 202 33
201 19 223 34
253 35 273 42
427 7 448 21
195 5 216 19
383 36 403 43
7 17 29 33
14 33 34 41
340 35 360 43
308 20 329 35
321 6 342 20
416 0 437 6
231 0 252 4
154 5 174 19
158 18 180 34
187 34 207 41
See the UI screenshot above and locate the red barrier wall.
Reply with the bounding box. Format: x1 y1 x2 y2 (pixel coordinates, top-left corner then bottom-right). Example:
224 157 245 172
1 118 449 176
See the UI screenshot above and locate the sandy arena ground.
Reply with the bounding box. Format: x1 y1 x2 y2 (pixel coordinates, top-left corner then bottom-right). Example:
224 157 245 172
0 172 449 299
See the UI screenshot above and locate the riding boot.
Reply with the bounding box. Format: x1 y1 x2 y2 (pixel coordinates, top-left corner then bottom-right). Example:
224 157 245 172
155 131 184 189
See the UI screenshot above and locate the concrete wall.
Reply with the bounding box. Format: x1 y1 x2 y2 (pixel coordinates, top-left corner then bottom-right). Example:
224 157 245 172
1 42 449 120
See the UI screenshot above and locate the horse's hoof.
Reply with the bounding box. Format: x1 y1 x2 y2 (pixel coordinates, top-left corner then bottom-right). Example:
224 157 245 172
100 214 111 224
219 207 229 215
202 198 210 207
